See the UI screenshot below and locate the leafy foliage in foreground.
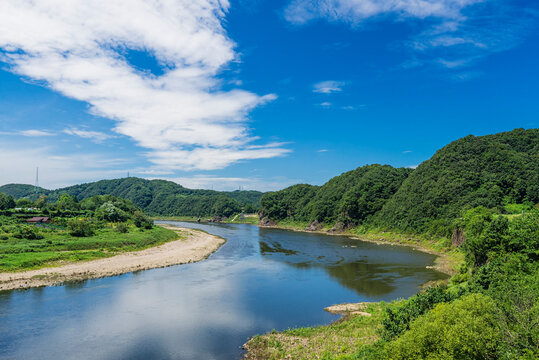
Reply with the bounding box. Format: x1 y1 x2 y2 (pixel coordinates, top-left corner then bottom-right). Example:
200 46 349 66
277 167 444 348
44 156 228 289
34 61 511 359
384 293 502 360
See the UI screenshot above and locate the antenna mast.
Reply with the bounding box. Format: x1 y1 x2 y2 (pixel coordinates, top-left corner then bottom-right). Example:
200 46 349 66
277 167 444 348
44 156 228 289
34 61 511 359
34 167 39 195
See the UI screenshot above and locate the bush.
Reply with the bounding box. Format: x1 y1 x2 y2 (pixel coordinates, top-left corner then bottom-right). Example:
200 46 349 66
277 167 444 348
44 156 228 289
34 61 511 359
114 222 129 233
95 202 128 222
384 293 502 360
132 211 153 229
13 225 43 240
67 219 94 237
380 285 459 341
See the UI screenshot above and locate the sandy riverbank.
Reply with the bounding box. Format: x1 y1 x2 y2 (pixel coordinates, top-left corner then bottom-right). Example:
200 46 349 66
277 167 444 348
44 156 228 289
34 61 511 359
0 225 225 291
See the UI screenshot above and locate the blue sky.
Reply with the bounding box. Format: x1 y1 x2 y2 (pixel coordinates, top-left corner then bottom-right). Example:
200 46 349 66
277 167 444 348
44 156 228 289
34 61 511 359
0 0 538 191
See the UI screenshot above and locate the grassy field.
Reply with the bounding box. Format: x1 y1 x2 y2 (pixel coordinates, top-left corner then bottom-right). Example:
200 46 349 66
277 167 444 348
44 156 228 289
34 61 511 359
0 225 179 272
244 302 389 360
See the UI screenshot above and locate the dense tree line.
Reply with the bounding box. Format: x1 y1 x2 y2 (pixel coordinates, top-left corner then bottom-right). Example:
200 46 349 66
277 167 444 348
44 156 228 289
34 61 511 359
260 165 412 226
260 129 539 235
0 177 262 218
374 128 539 232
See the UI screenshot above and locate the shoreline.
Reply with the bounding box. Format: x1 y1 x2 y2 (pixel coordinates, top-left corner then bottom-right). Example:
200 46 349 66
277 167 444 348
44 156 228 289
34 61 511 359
157 219 459 276
0 225 225 292
258 223 460 276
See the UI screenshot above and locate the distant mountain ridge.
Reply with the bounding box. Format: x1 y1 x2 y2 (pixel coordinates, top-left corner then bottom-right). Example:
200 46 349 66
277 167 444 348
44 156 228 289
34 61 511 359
3 128 537 227
0 178 263 217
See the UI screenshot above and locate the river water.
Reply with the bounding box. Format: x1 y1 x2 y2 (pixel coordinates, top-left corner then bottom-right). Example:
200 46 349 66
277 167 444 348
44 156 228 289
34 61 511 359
0 222 446 360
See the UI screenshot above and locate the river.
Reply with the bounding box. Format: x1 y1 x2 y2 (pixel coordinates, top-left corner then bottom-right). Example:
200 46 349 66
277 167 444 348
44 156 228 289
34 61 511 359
0 221 447 360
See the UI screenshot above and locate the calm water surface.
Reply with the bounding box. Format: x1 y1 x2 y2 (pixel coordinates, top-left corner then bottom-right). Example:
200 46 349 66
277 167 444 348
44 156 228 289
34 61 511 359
0 222 447 360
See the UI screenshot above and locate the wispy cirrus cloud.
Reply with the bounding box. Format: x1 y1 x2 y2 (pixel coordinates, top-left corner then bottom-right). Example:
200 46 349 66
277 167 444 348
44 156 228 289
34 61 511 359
63 128 117 144
0 0 289 171
285 0 481 24
0 129 55 137
285 0 539 72
158 175 301 191
313 80 346 93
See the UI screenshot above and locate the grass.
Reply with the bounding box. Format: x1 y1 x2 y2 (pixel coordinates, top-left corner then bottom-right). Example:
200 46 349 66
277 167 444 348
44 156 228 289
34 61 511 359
0 225 179 272
244 302 389 360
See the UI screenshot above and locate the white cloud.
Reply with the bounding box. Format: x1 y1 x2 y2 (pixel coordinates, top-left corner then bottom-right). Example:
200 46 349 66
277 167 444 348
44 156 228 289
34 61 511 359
0 129 55 137
317 149 329 152
154 175 301 191
285 0 539 72
63 128 117 143
313 80 346 93
285 0 483 24
0 0 288 170
285 0 480 25
0 144 131 189
402 150 413 154
19 129 55 137
319 102 333 107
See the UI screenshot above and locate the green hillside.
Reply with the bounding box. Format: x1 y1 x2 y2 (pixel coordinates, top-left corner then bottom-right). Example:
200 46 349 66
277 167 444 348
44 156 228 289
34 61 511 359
260 164 412 226
259 129 539 234
0 177 263 217
374 128 539 232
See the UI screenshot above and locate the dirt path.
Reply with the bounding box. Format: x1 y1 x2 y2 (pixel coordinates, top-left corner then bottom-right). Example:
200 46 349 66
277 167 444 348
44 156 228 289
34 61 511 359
0 225 225 291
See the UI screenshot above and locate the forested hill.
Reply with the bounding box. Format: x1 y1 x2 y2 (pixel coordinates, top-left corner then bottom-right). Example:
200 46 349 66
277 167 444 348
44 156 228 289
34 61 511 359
260 128 539 233
0 178 263 217
260 164 412 227
374 128 539 232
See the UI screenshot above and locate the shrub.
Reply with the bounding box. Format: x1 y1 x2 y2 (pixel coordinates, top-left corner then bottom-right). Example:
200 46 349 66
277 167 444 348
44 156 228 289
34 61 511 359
384 293 502 360
67 219 94 237
13 225 43 240
380 285 459 341
114 222 129 233
95 202 128 222
132 211 153 229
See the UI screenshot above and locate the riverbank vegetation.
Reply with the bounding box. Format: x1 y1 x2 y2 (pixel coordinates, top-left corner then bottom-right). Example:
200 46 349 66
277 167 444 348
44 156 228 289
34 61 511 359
0 194 177 272
245 207 539 359
246 128 539 359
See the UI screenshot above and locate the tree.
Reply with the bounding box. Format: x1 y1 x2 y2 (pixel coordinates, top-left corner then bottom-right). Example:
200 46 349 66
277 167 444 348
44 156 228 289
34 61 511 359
132 210 153 229
95 202 128 222
56 193 79 211
385 293 502 360
67 219 94 237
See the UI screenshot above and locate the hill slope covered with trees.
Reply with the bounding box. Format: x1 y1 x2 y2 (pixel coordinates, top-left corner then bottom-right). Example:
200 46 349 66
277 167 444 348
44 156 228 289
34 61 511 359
260 128 538 235
260 164 413 227
0 178 263 218
374 128 539 232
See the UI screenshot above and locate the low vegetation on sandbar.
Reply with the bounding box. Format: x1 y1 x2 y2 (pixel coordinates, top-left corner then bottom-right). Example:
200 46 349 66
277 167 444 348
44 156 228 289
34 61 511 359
0 193 177 272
